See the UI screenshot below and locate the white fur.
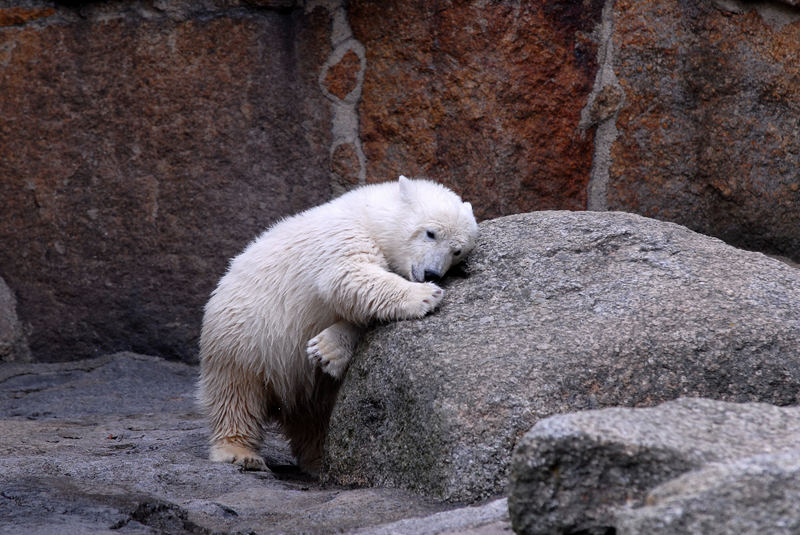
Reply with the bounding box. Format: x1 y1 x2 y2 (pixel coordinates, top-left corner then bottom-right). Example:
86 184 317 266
197 177 478 473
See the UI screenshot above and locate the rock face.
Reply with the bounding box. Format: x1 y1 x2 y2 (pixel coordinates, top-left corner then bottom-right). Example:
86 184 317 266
604 0 800 262
3 0 800 365
0 3 333 362
323 211 800 503
0 353 511 534
0 276 30 362
349 0 604 218
508 398 800 535
345 0 800 263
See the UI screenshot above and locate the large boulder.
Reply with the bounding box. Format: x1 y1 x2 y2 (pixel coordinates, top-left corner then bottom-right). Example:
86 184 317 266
508 398 800 535
616 451 800 535
322 211 800 502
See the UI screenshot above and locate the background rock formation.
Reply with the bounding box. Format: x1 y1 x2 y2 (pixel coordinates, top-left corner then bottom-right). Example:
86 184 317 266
0 2 333 362
1 1 799 366
349 0 604 216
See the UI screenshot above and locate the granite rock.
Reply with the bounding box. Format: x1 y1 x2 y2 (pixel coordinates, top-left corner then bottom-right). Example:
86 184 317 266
323 211 800 503
616 450 800 535
349 0 604 219
605 0 800 260
508 398 800 535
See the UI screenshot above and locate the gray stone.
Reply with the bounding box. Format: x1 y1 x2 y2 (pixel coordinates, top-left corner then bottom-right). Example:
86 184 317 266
617 451 800 535
323 211 800 503
508 398 800 535
0 352 511 534
354 498 511 535
0 276 30 363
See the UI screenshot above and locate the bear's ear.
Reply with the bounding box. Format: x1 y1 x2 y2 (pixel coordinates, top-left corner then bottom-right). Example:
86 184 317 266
399 175 413 204
462 201 474 217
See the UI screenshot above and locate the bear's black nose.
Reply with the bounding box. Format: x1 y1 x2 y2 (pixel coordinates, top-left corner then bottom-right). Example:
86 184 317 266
423 269 441 282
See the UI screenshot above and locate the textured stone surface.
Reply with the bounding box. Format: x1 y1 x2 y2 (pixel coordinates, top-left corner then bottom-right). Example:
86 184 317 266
0 6 55 26
508 398 800 535
606 0 800 260
0 353 512 534
323 49 361 100
349 0 604 219
0 2 333 362
0 276 30 363
330 142 362 186
616 451 800 535
352 499 510 535
323 211 800 503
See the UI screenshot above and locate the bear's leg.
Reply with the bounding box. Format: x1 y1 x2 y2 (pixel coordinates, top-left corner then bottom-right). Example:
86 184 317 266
281 370 340 475
330 265 445 321
199 360 269 471
306 320 363 379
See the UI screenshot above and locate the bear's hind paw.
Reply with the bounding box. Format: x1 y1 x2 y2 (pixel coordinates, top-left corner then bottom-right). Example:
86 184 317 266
210 442 267 471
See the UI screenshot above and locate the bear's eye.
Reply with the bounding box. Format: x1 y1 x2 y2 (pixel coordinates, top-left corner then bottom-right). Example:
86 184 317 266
453 249 461 257
426 230 437 240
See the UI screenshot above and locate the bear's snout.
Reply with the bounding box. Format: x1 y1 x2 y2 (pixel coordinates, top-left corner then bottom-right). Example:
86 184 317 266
424 269 442 282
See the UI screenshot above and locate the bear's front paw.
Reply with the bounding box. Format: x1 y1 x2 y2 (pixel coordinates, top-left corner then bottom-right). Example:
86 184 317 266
403 282 444 319
210 442 267 471
307 331 351 379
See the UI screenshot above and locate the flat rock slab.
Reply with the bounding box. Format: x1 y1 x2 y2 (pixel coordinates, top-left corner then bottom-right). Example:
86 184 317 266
0 353 510 534
323 211 800 503
509 398 800 535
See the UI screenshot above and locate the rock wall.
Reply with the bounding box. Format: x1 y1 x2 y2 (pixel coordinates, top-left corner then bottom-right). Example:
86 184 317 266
0 1 338 361
603 0 800 260
1 0 799 362
348 0 604 216
348 0 800 256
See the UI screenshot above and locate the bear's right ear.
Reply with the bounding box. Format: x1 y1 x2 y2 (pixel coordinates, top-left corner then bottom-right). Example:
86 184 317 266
399 175 413 204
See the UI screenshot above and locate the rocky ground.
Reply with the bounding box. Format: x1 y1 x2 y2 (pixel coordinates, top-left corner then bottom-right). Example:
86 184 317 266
0 353 511 535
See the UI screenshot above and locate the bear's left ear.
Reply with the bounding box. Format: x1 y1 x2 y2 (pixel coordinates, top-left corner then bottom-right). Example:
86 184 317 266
462 201 473 217
399 175 413 204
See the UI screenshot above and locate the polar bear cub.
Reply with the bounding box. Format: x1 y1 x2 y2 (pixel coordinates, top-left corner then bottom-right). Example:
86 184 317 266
197 176 478 473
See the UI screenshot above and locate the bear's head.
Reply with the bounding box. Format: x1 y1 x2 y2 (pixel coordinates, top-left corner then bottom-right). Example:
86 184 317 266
379 176 478 283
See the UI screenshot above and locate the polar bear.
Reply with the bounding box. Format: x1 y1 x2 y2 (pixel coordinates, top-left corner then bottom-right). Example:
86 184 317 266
198 176 478 473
